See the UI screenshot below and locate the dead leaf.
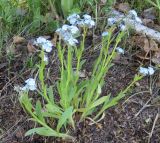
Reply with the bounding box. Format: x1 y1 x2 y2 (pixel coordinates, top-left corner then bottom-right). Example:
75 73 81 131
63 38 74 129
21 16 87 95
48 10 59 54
13 36 26 44
143 39 158 53
51 33 57 46
142 7 156 20
131 36 158 53
152 49 160 64
116 3 130 13
78 70 86 78
136 51 150 60
100 0 106 4
142 18 154 26
27 40 36 53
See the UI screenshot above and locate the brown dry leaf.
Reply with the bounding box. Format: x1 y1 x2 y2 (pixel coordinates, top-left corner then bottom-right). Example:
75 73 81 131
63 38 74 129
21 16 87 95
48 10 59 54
143 38 150 53
27 41 36 53
131 36 158 53
136 52 150 60
149 39 159 51
142 7 156 20
131 36 146 48
100 0 106 4
143 39 158 53
78 70 86 78
51 33 57 46
13 36 26 44
116 3 130 13
152 49 160 64
142 18 154 26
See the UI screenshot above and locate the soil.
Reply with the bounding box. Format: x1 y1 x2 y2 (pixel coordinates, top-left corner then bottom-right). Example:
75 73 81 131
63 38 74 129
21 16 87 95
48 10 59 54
0 40 160 143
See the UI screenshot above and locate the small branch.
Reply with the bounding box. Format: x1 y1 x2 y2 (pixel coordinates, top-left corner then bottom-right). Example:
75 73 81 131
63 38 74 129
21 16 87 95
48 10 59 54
148 113 159 143
110 10 160 44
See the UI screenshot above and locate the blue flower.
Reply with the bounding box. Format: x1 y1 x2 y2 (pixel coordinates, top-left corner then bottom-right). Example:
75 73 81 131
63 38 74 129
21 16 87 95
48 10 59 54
139 67 155 76
56 25 79 46
21 78 37 91
67 13 95 28
102 31 109 37
148 67 155 75
107 17 116 26
67 13 80 25
34 37 53 53
116 47 125 54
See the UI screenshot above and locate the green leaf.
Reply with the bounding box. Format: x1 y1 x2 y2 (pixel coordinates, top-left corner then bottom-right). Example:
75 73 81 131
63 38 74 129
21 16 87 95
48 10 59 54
25 126 74 139
35 100 45 123
46 104 62 114
25 127 53 136
61 0 73 16
57 106 73 132
19 93 33 112
89 96 109 110
47 86 54 104
42 112 60 119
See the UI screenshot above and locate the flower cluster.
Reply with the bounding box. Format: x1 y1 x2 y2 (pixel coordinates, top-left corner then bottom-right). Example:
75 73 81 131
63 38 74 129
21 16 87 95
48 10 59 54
34 37 53 53
67 14 95 28
139 67 155 76
56 25 79 46
108 10 142 31
34 37 54 63
20 78 37 91
56 14 95 46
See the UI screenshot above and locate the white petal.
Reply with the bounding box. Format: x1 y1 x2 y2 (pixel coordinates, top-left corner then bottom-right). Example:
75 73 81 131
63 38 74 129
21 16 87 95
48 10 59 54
102 31 109 37
68 38 78 46
67 13 80 25
139 67 149 75
24 78 37 91
62 24 69 31
107 17 116 26
21 85 28 91
70 26 79 34
148 67 155 75
83 14 91 20
70 19 77 25
36 37 47 44
89 20 95 28
120 24 127 31
116 47 125 54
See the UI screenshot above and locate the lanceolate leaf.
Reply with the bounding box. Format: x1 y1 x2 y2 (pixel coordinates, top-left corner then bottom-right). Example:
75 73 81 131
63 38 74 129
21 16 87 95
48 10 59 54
61 0 73 16
57 106 73 132
25 127 56 137
25 127 73 139
89 96 109 110
35 100 45 123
